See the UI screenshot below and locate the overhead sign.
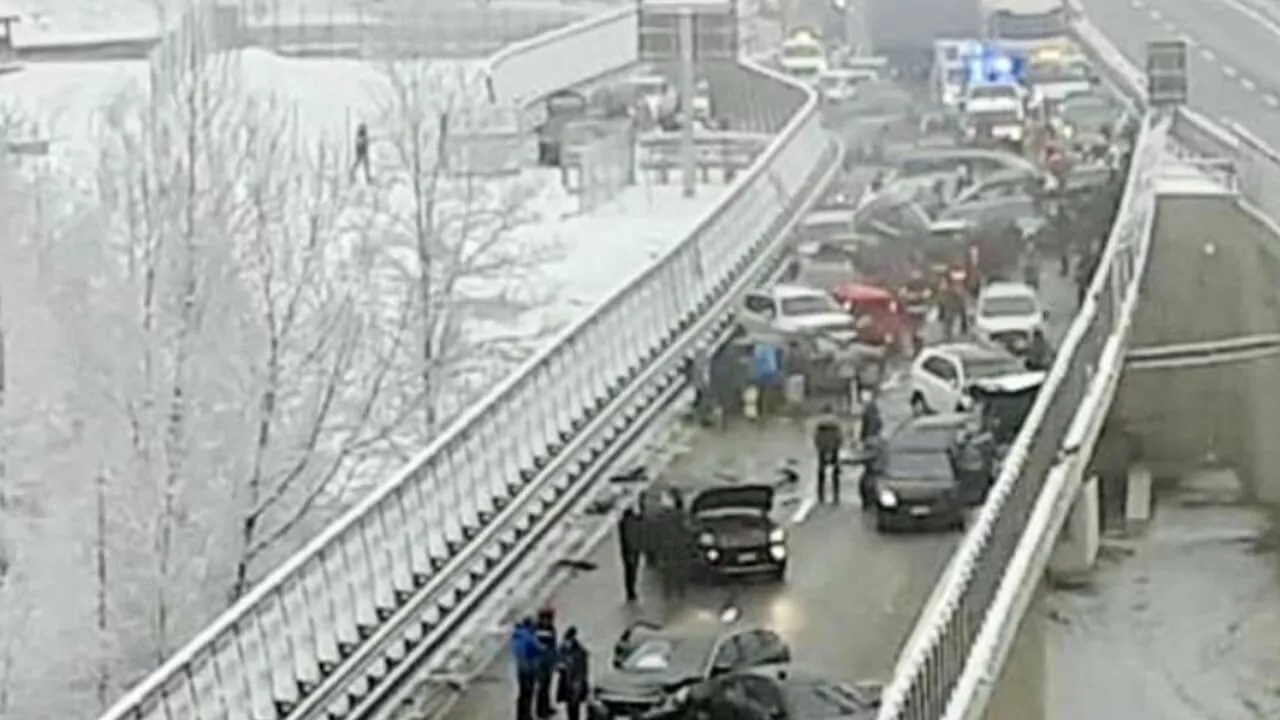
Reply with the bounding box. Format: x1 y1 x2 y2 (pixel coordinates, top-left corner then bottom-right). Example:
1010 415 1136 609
638 2 738 61
1145 39 1187 106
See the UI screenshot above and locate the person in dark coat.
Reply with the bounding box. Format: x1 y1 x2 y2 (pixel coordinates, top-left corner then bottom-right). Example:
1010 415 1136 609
653 507 691 600
533 608 558 718
811 406 844 504
511 617 541 720
1026 329 1053 371
858 395 884 510
350 122 371 183
556 627 590 720
618 506 644 602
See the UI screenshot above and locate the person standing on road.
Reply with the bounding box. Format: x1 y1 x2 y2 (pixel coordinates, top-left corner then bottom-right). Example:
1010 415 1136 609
810 405 844 504
618 505 644 602
533 608 558 719
556 626 590 720
350 122 372 183
511 617 541 720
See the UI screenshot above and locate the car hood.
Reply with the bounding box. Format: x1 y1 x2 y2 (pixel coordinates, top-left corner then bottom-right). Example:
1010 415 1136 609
976 315 1039 335
879 477 955 501
691 484 774 515
593 668 686 702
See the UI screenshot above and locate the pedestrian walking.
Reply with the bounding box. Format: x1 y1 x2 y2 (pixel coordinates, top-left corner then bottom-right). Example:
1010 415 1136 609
810 405 843 504
618 505 644 602
350 122 372 183
511 617 541 720
533 608 558 718
556 627 590 720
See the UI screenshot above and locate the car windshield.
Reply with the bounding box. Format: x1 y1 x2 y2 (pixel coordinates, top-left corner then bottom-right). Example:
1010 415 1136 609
970 109 1022 126
892 424 961 453
1026 62 1089 84
633 78 667 96
781 294 842 316
1060 97 1113 128
968 85 1017 100
980 295 1038 317
962 355 1025 379
885 450 953 480
618 638 703 674
783 43 823 59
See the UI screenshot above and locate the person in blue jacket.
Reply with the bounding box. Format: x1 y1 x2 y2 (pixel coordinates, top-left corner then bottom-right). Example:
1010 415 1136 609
511 616 542 720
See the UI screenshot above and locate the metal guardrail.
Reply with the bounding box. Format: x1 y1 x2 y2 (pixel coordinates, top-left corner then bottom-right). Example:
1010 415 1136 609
95 50 835 720
875 111 1172 720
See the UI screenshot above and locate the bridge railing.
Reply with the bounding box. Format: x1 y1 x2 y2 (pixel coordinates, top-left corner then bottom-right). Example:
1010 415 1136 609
875 110 1173 720
96 31 838 720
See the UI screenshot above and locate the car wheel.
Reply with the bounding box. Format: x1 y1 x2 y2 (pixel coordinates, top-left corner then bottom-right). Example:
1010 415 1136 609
769 564 787 582
910 392 930 416
875 513 892 533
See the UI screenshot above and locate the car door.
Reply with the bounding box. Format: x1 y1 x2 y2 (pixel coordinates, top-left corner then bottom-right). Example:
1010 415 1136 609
741 292 778 335
923 355 961 410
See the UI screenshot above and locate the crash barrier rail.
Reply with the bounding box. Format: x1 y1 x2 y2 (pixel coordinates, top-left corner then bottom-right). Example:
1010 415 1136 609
637 131 772 183
876 112 1171 720
96 53 837 720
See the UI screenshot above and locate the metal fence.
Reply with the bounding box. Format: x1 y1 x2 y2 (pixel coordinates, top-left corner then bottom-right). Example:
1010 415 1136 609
875 113 1171 720
93 52 836 720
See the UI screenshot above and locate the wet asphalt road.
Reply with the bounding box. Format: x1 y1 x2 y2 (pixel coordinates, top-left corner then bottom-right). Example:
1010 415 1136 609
1079 0 1280 149
438 266 1080 719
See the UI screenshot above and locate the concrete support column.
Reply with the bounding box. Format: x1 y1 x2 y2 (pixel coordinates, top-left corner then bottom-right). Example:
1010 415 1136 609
1048 475 1100 585
982 583 1046 720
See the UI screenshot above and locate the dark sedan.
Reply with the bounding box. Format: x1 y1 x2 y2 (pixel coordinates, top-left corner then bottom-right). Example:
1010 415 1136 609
588 622 791 719
678 664 882 719
690 485 788 580
867 416 969 532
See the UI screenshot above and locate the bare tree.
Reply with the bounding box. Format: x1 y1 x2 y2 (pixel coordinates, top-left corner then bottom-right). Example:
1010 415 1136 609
372 60 564 444
224 101 415 599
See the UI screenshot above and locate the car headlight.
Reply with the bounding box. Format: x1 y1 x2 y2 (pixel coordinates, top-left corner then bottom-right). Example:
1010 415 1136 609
769 544 787 561
878 489 898 508
698 532 716 546
768 528 786 544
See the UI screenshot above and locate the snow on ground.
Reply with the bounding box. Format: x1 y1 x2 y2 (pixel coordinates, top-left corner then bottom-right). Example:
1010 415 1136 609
520 182 727 338
1048 473 1280 720
0 60 149 176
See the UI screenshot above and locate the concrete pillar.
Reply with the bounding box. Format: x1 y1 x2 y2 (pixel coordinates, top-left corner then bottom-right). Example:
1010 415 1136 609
1124 465 1152 535
1048 475 1100 585
982 583 1046 720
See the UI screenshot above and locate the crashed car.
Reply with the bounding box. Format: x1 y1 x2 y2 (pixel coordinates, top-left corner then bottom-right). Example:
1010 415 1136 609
966 371 1047 481
587 621 791 719
864 416 968 533
691 485 788 580
680 664 883 719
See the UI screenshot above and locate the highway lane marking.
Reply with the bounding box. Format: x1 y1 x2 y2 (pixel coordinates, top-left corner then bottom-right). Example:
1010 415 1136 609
1163 21 1178 32
1201 47 1217 61
1130 0 1143 7
1149 8 1163 20
1242 77 1258 91
1224 64 1239 78
1265 94 1279 108
790 495 818 523
1215 0 1280 42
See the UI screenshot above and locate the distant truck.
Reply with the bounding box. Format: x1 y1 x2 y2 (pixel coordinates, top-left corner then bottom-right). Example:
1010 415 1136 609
865 0 983 76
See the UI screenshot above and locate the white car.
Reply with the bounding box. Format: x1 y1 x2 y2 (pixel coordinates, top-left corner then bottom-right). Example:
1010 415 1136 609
974 282 1047 354
910 342 1027 415
779 31 828 81
739 284 858 342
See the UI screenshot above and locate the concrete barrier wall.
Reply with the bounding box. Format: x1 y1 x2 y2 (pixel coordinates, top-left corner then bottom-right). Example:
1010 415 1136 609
486 7 639 106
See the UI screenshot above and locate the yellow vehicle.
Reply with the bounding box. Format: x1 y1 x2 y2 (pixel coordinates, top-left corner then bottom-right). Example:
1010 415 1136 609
779 30 828 81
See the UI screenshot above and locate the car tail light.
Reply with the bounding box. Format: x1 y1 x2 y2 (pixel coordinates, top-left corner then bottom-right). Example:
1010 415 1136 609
889 300 898 313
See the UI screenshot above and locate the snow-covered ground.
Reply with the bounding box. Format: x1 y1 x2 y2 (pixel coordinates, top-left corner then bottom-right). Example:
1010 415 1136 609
1048 472 1280 720
521 182 726 335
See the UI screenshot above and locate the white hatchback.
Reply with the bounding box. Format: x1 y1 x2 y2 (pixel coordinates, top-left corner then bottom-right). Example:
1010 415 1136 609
910 342 1027 414
974 281 1046 355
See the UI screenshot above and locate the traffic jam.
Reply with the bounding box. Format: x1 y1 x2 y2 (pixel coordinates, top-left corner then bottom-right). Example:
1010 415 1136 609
503 17 1137 720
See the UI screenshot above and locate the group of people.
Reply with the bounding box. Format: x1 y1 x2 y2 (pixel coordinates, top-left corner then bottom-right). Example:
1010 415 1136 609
510 607 591 720
617 486 700 602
